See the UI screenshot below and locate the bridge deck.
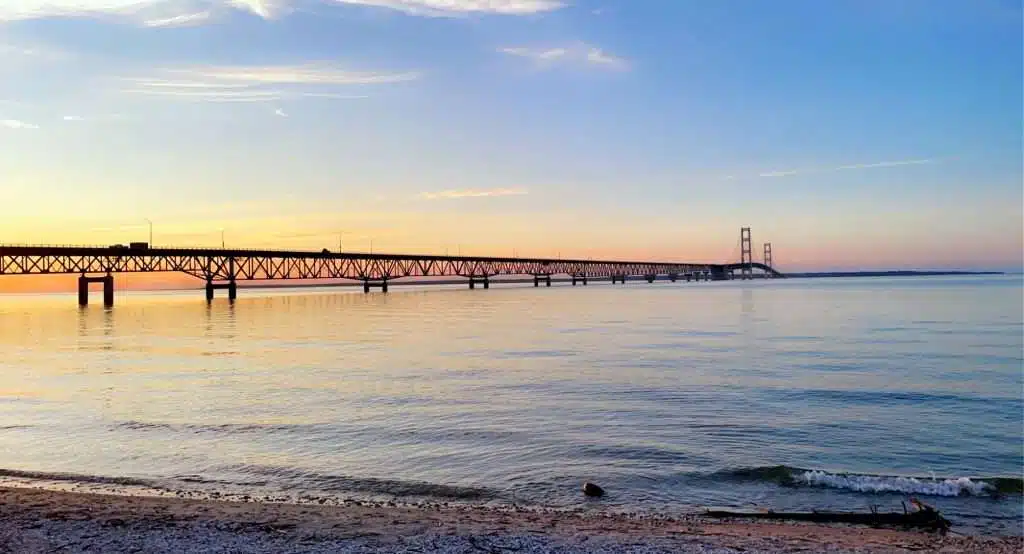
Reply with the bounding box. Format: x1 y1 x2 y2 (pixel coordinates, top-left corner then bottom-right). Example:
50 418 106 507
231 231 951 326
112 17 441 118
0 245 781 304
0 245 743 281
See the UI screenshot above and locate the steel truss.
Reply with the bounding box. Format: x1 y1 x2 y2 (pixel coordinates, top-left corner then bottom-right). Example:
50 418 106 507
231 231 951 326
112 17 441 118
0 246 717 283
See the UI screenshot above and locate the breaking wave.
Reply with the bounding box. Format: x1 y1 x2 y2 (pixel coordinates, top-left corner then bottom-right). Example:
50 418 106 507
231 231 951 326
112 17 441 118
714 465 1022 497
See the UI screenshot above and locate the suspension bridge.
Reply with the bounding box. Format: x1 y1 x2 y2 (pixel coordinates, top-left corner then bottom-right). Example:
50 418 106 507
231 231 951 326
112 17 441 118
0 228 782 305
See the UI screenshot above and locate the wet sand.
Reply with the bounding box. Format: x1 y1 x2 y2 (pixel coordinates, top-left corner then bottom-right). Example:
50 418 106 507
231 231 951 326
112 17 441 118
0 486 1019 553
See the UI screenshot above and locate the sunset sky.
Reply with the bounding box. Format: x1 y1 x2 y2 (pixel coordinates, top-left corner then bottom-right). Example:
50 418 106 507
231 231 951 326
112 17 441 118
1 0 1021 288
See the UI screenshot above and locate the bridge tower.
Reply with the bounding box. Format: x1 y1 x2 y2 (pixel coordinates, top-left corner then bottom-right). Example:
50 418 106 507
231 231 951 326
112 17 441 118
763 243 774 277
740 227 752 280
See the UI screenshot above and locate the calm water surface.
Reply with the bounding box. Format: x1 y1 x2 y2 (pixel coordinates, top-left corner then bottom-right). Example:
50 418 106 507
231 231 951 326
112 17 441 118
0 276 1021 534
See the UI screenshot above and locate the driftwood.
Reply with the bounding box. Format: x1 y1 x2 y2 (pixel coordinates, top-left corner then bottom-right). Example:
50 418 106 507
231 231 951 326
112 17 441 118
705 498 951 533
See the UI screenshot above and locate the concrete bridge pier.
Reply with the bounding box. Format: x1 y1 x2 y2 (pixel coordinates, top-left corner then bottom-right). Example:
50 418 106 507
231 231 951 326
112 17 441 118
363 279 389 293
645 274 656 284
571 274 588 286
468 276 490 289
533 275 551 287
78 274 114 306
611 274 626 284
205 279 238 302
669 274 678 282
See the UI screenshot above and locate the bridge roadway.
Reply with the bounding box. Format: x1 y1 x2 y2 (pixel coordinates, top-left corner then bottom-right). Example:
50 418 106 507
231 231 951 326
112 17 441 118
0 245 781 305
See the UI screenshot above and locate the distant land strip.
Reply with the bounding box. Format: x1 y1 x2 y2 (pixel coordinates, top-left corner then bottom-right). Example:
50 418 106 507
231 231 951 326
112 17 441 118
784 271 1005 278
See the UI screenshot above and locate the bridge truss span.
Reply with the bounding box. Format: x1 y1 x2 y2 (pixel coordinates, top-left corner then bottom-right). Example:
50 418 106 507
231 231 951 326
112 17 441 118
0 246 715 281
0 243 781 304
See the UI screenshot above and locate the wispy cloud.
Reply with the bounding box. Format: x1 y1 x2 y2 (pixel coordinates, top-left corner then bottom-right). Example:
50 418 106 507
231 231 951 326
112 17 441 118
419 188 528 200
228 0 286 19
758 169 802 178
0 42 68 62
0 44 38 56
119 64 418 103
500 43 628 70
176 64 420 85
300 92 370 99
143 11 212 27
733 158 939 180
834 159 936 171
62 114 125 122
0 1 215 24
1 119 39 130
121 87 286 102
0 0 564 23
274 107 288 117
312 0 564 18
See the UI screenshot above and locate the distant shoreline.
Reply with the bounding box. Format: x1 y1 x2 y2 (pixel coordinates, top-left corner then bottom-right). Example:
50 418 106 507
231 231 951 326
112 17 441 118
783 270 1005 278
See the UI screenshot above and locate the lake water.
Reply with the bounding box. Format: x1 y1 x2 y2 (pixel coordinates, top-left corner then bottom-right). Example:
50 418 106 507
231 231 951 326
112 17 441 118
0 276 1021 534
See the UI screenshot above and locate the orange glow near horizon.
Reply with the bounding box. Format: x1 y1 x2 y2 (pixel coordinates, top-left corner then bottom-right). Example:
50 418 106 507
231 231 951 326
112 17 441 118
2 194 1022 294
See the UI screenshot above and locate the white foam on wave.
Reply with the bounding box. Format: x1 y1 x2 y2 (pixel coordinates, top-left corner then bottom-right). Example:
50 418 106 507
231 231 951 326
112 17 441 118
796 470 993 496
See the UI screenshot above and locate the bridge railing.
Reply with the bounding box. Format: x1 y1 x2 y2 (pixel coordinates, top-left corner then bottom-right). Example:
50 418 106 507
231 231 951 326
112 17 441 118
0 243 306 253
0 243 114 249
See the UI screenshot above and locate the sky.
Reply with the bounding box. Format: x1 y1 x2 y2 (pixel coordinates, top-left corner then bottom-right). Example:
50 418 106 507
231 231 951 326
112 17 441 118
0 0 1021 288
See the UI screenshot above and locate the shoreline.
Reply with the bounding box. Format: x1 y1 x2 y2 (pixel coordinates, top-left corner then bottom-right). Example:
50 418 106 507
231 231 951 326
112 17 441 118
1 486 1019 553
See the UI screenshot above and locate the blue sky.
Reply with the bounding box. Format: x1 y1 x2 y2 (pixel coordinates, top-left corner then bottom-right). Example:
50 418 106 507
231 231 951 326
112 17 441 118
0 0 1021 271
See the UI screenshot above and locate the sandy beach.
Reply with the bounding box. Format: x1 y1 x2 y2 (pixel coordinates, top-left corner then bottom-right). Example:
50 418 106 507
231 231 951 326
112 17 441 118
0 486 1018 553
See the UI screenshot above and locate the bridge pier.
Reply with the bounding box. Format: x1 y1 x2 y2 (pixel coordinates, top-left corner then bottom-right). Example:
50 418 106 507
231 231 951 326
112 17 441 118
533 275 551 287
205 279 238 302
571 274 588 286
468 276 490 289
362 279 389 293
78 274 114 307
669 274 678 282
645 274 656 284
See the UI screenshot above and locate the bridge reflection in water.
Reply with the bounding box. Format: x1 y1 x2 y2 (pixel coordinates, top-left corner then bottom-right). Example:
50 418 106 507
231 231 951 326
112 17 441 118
0 244 782 306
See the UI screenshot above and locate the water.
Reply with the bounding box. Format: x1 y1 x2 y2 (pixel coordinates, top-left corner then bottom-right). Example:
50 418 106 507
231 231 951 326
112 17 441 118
0 276 1021 534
